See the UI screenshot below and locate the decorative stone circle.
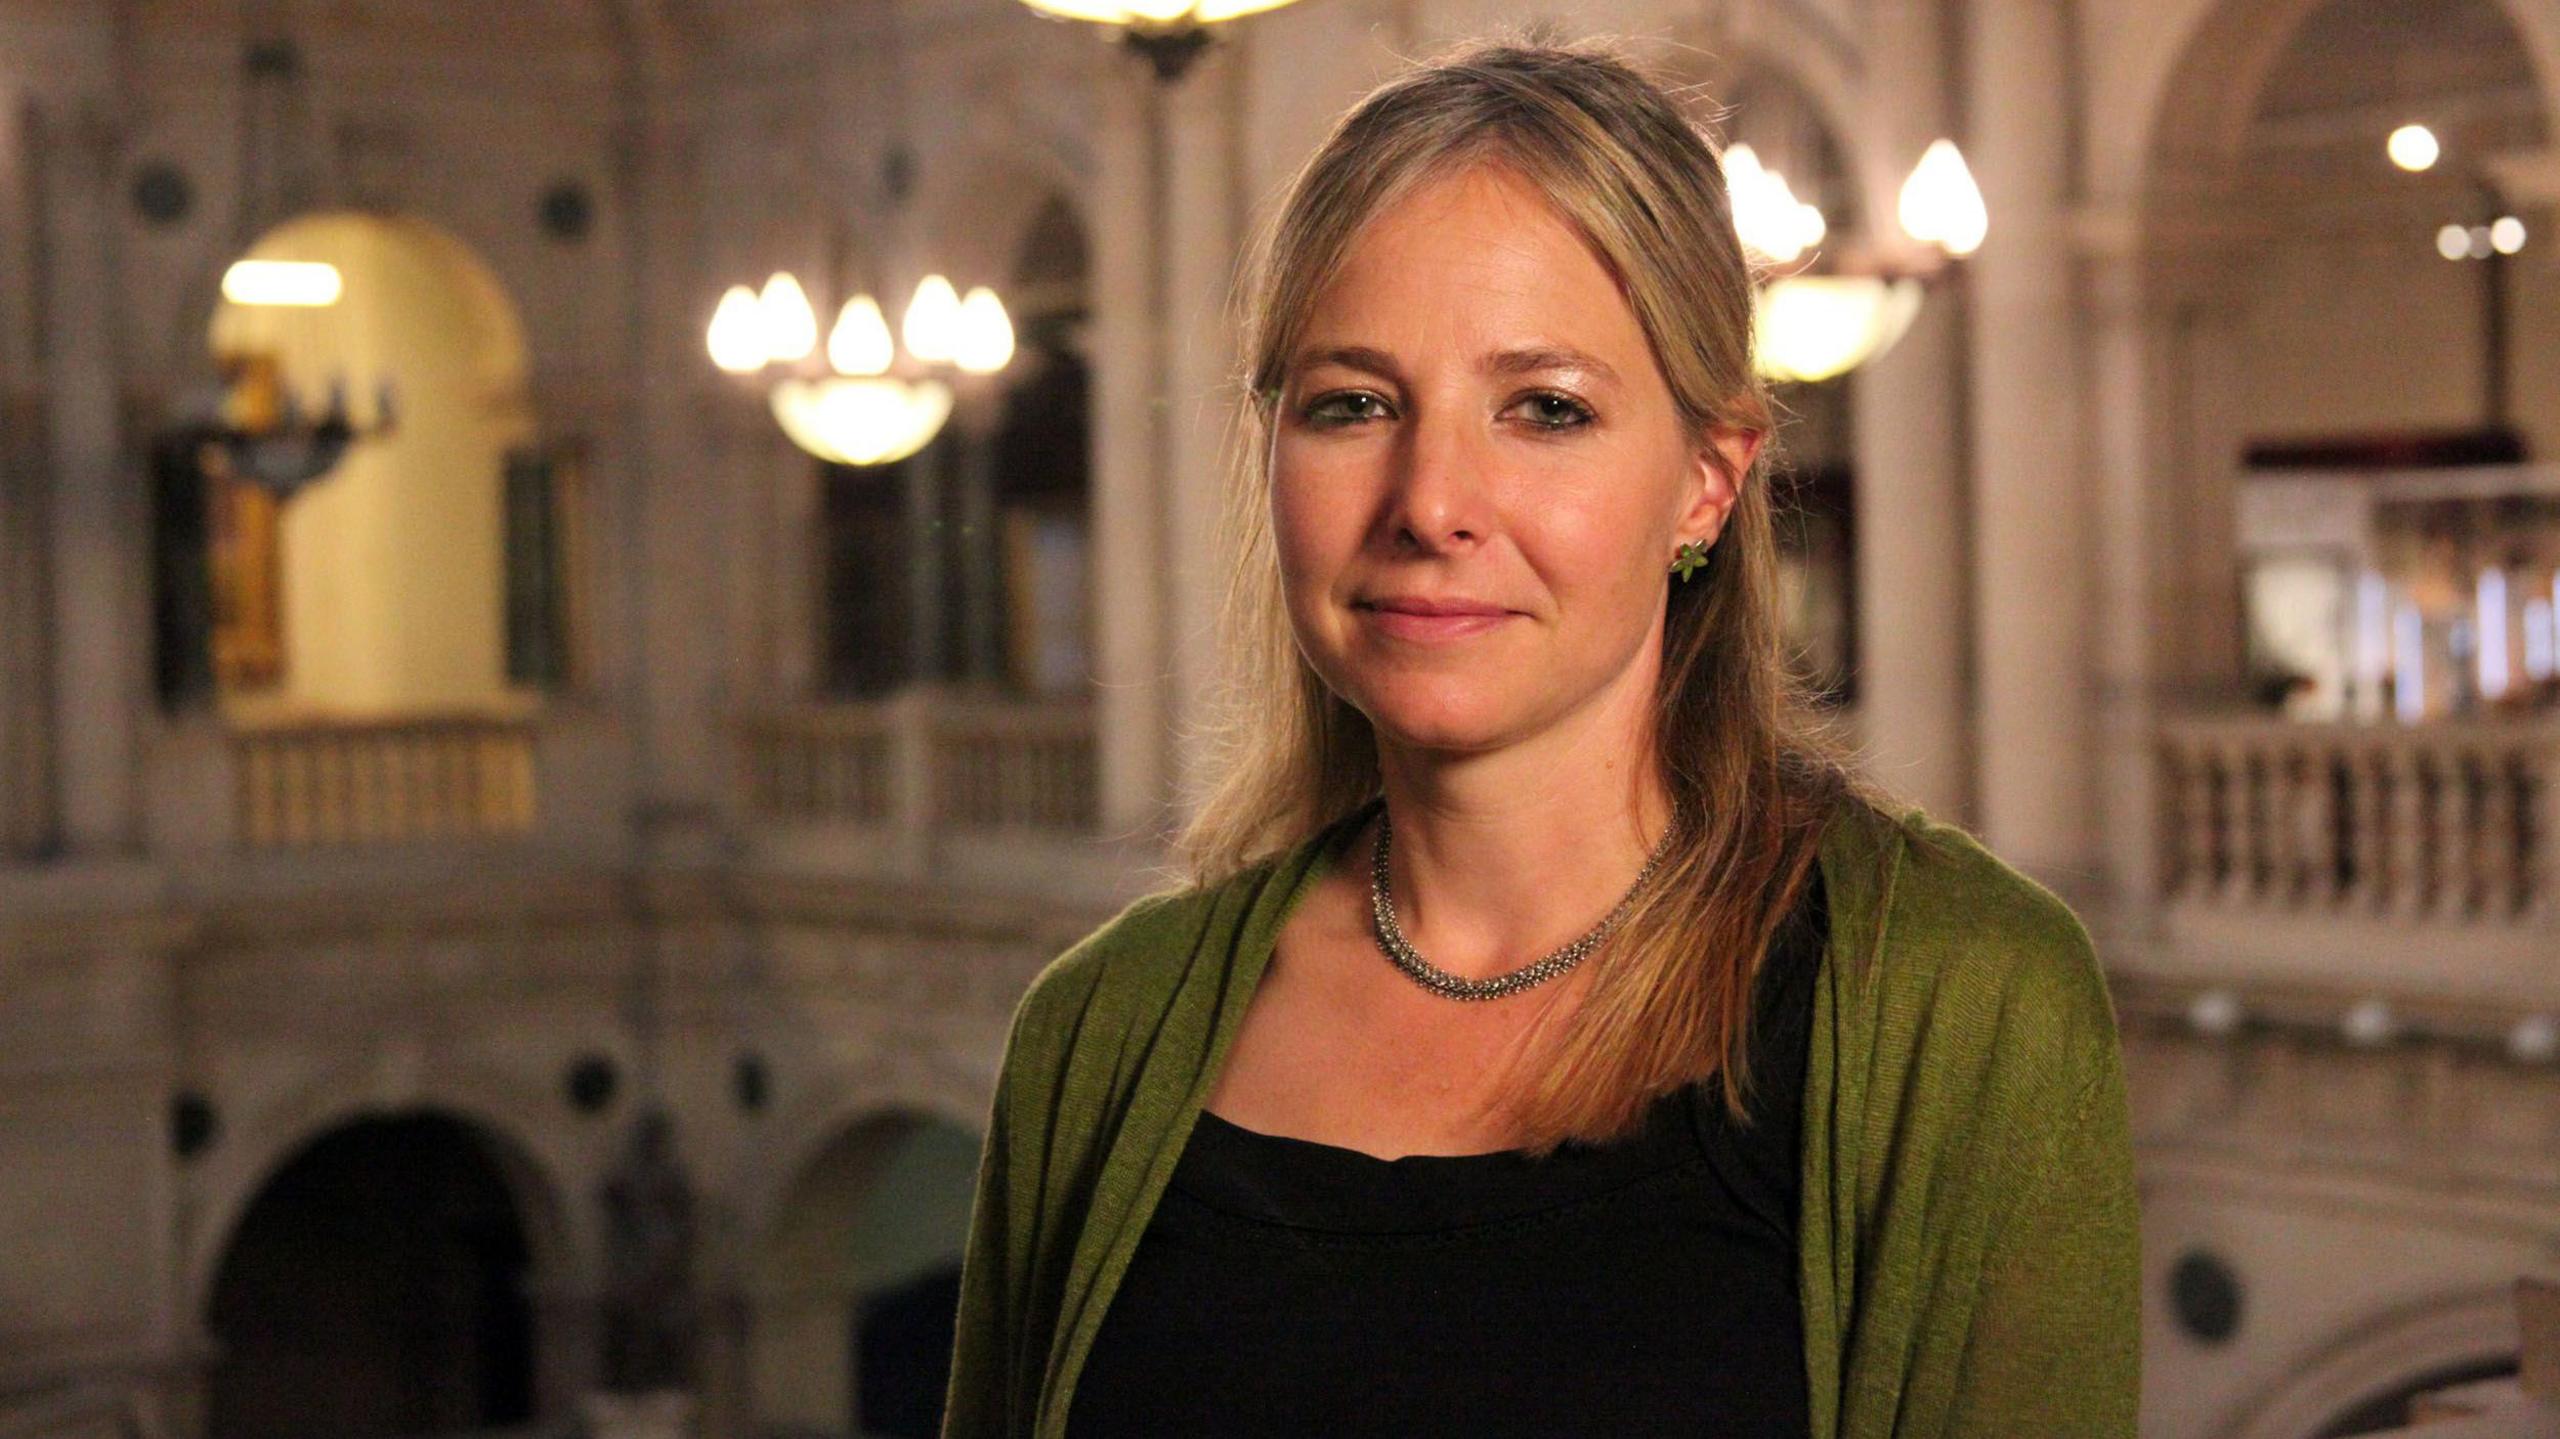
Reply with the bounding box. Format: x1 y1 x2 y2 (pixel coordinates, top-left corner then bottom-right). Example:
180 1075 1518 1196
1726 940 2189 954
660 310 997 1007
172 1090 219 1160
130 161 194 227
2170 1248 2243 1345
567 1054 620 1115
538 179 594 242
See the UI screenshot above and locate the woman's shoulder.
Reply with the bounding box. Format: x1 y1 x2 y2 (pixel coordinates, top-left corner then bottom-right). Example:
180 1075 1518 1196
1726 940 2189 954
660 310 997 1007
999 821 1347 1071
1005 884 1208 1046
1829 799 2120 1094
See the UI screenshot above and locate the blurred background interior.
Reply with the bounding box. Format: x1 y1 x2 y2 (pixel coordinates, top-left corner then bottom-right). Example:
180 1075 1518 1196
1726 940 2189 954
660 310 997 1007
1 0 2557 1436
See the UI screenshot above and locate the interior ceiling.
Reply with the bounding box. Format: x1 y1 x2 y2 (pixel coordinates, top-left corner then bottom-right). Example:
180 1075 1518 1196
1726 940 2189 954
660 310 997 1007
2246 0 2546 172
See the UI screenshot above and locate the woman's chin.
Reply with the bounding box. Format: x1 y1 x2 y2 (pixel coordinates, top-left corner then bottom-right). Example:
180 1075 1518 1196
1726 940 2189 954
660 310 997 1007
1353 692 1527 756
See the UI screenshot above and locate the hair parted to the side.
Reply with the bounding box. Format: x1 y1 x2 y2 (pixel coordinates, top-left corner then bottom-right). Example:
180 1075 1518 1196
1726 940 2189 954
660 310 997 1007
1172 34 1903 1158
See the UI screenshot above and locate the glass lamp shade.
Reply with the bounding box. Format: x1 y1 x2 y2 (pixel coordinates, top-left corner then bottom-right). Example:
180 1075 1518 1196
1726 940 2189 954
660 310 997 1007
902 275 964 364
221 259 344 307
1753 276 1926 385
1897 140 1988 257
768 376 952 467
827 295 896 377
1019 0 1297 22
707 286 768 374
952 287 1015 375
757 272 819 363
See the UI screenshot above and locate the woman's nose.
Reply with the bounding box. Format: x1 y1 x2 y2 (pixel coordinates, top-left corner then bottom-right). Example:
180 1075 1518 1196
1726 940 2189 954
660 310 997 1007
1379 408 1491 553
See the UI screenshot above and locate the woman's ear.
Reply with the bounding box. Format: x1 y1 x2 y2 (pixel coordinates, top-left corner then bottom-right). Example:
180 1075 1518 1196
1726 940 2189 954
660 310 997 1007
1676 424 1764 548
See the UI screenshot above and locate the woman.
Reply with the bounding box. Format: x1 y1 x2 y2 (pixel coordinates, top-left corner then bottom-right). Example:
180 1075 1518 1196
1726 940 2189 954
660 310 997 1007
942 38 2139 1439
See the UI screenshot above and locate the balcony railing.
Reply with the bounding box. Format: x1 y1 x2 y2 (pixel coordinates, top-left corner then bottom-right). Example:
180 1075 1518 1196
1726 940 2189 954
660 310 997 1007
2157 714 2557 929
739 690 1098 835
0 386 50 861
232 716 538 849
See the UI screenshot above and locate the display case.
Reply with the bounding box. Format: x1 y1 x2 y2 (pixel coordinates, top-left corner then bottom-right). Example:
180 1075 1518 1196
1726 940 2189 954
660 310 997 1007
2239 463 2560 721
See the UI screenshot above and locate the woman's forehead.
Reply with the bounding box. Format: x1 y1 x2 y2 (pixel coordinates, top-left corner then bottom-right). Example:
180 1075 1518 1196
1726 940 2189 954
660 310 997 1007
1295 164 1647 370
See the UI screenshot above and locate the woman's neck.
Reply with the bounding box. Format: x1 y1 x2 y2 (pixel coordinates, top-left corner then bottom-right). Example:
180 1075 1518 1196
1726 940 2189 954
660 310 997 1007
1370 688 1674 984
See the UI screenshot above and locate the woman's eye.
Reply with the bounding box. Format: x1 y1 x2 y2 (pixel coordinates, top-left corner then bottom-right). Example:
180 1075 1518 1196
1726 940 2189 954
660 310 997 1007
1301 391 1391 427
1511 391 1596 431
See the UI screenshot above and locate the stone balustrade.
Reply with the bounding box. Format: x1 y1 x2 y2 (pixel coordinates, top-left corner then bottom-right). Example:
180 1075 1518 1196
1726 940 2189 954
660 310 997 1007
738 689 1097 836
232 715 538 850
2153 714 2560 1002
2157 714 2556 925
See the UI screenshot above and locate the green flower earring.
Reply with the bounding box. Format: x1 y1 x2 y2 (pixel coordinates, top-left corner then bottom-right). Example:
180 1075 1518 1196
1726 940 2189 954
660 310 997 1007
1670 540 1712 582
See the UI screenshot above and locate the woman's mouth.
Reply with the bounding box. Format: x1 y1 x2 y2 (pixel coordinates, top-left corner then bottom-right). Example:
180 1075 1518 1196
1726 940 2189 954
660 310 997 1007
1354 596 1518 642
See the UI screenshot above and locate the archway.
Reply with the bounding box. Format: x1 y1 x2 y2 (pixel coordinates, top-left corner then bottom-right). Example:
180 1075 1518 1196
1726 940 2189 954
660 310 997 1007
203 1111 548 1439
155 211 569 719
2230 1286 2520 1439
2140 0 2557 716
746 1109 984 1438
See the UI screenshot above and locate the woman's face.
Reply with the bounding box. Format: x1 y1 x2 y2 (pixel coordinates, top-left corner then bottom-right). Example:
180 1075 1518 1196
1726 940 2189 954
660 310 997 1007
1269 160 1760 757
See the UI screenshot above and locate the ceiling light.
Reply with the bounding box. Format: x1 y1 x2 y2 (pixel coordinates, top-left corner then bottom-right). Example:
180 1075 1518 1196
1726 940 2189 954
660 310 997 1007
2386 124 2440 172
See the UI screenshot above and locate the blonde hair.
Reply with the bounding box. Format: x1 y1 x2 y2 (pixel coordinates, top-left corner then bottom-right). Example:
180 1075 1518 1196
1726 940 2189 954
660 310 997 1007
1174 36 1891 1156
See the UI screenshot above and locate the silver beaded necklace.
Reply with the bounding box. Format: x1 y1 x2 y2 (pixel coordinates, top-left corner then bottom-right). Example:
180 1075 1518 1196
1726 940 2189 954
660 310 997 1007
1368 806 1677 1001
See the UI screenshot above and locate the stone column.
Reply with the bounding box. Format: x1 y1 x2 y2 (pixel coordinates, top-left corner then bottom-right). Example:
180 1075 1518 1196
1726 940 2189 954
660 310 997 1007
613 56 729 853
1850 0 1973 825
530 1280 608 1426
1159 45 1249 826
35 96 144 854
0 97 53 856
1963 0 2098 890
2089 245 2176 935
743 1287 854 1434
1088 65 1168 837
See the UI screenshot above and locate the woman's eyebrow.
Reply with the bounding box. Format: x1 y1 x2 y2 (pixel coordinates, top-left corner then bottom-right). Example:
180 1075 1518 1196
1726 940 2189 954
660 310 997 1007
1290 343 1617 385
1291 344 1403 382
1485 345 1619 384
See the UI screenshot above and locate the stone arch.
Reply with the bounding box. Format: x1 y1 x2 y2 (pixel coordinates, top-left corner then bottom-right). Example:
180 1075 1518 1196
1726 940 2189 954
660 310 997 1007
169 209 548 716
2092 0 2560 708
2125 0 2560 202
728 1053 990 1264
185 1057 588 1315
908 145 1092 305
194 1104 578 1437
2231 1286 2518 1439
733 1075 990 1438
1641 8 1884 232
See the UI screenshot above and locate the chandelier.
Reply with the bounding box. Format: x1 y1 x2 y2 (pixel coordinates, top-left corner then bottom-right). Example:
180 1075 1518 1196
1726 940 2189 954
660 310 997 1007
1016 0 1303 80
708 272 1013 467
1733 138 1988 384
197 258 399 500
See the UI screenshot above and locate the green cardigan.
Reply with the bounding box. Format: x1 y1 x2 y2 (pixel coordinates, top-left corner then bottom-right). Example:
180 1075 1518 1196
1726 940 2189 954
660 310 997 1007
940 798 2141 1437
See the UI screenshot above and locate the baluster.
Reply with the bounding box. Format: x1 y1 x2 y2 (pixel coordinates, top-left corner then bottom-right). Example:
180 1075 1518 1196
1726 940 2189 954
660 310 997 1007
2194 739 2227 902
353 732 382 843
242 741 272 848
472 730 496 832
2341 738 2377 912
2529 743 2555 927
2478 742 2520 920
433 732 462 837
287 741 317 848
2161 740 2195 900
2436 742 2478 921
2307 739 2342 906
510 729 536 829
2225 739 2261 907
2283 742 2324 901
2392 741 2433 921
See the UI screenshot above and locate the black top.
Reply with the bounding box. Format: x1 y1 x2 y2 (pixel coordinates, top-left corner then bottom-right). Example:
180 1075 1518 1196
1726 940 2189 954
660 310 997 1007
1065 864 1829 1438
